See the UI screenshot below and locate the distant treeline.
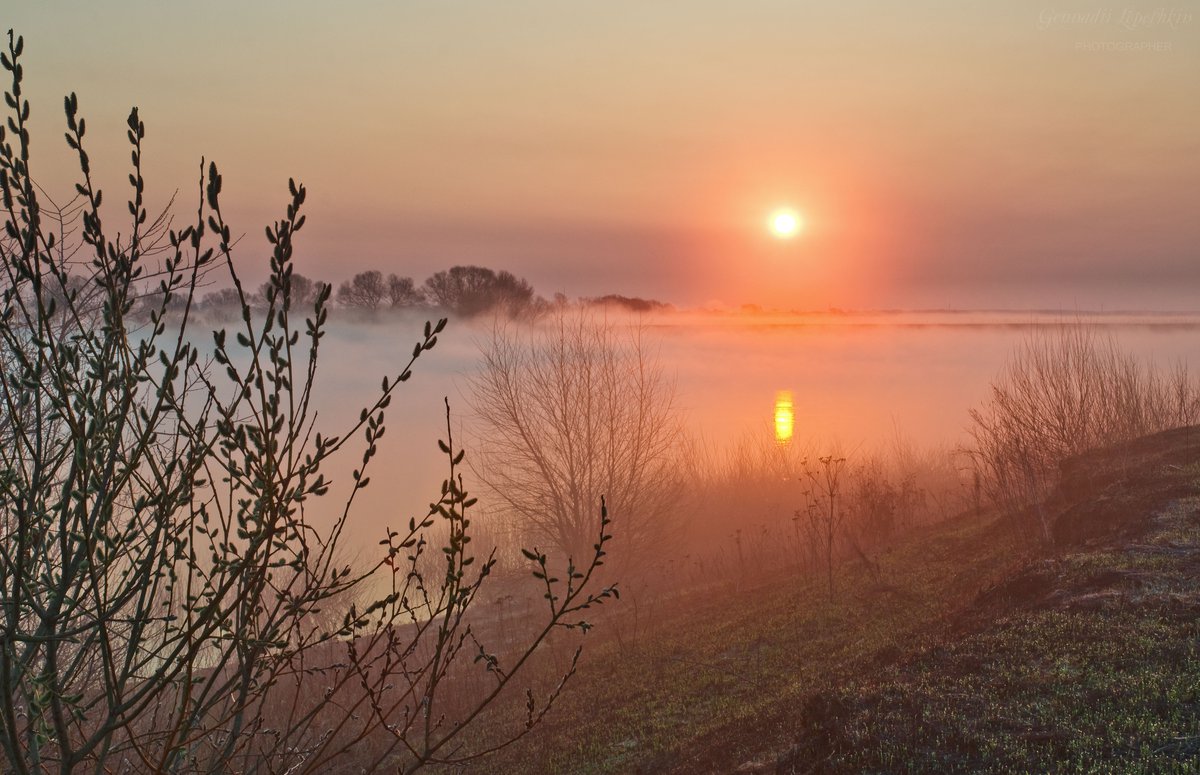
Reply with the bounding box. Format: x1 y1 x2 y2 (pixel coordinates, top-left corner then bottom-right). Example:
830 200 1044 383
131 264 671 322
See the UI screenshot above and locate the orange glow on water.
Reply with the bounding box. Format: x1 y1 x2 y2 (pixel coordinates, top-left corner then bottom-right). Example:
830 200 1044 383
774 390 794 444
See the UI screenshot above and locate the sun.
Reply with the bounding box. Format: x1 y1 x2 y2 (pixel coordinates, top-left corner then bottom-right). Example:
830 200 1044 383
769 208 804 239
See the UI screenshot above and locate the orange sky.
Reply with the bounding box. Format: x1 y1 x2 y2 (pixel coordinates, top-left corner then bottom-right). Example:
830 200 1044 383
9 1 1200 309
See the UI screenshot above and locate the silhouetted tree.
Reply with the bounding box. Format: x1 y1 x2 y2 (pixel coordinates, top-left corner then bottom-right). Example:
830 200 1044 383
424 264 537 317
130 285 188 322
336 269 386 308
199 286 245 319
387 273 424 307
39 271 93 317
260 271 324 310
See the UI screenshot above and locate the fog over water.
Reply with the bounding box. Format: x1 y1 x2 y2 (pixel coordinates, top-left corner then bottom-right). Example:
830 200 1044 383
295 310 1200 552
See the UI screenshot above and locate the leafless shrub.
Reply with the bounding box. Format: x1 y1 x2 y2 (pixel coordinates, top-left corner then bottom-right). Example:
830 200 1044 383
469 311 685 578
668 427 968 597
967 324 1200 543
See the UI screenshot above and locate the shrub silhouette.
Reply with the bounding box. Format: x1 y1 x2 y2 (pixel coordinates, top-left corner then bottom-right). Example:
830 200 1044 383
469 311 683 573
0 31 615 773
968 324 1200 543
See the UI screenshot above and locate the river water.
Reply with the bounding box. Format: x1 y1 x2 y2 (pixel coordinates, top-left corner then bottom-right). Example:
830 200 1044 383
295 309 1200 549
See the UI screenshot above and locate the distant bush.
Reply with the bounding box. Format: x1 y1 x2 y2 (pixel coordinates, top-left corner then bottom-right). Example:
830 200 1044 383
968 324 1200 543
584 294 672 313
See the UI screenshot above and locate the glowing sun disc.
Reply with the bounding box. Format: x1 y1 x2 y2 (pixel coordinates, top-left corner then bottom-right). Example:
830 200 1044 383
769 209 803 239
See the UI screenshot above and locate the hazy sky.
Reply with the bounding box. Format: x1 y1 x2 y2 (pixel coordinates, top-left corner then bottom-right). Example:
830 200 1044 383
8 1 1199 310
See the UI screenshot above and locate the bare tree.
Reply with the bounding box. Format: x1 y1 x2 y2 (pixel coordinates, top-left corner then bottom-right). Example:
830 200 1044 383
336 269 386 309
424 265 538 317
198 286 245 320
469 312 684 571
0 32 616 774
260 271 324 310
386 273 424 307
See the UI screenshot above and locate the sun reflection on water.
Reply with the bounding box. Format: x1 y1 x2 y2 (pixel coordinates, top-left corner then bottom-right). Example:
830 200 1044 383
774 390 794 444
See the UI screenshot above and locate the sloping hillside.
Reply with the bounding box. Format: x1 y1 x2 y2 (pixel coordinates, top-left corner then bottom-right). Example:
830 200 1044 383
750 425 1200 774
457 427 1200 774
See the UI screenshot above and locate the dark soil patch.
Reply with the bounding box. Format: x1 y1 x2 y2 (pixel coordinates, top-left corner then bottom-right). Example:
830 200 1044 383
1051 425 1200 548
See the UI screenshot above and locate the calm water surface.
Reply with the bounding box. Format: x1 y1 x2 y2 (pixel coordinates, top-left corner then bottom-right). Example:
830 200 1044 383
301 310 1200 546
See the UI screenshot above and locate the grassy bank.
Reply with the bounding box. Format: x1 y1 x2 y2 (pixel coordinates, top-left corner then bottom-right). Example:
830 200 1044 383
820 432 1200 773
446 427 1200 774
449 510 1022 773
